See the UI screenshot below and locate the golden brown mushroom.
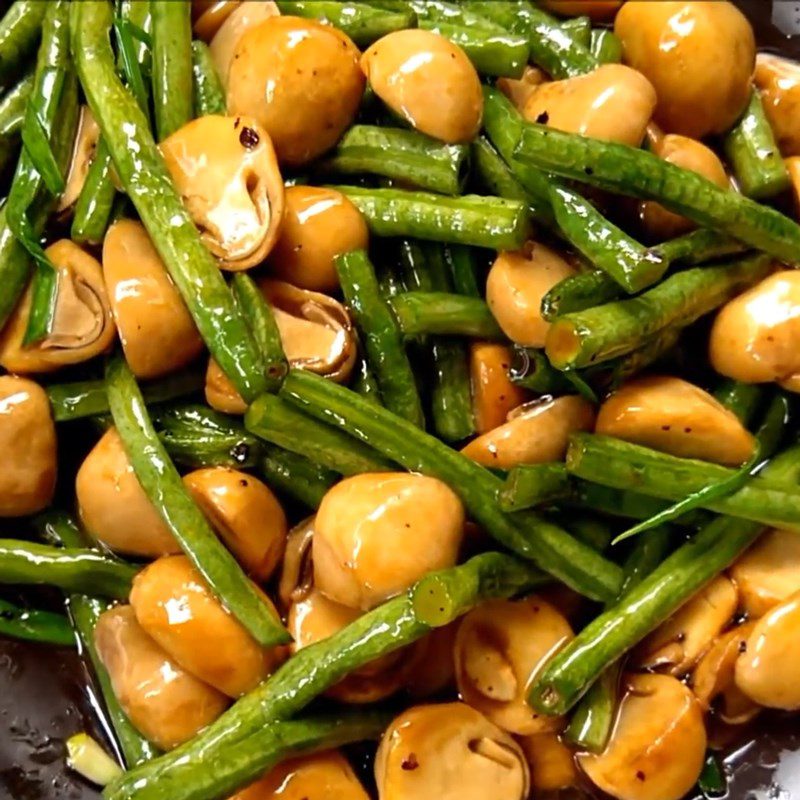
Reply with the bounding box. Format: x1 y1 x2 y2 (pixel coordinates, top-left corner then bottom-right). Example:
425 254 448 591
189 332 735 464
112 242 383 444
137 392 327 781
469 342 529 435
522 64 657 147
268 185 369 293
313 472 464 610
193 1 239 42
227 16 364 166
454 596 573 735
76 427 180 558
595 375 756 466
361 29 483 144
160 115 284 271
0 375 56 516
102 219 204 378
496 66 546 113
614 1 755 138
0 240 116 373
205 357 249 415
405 623 458 700
278 515 316 609
754 54 800 157
207 1 279 82
130 555 284 698
56 105 100 217
461 395 595 469
578 673 707 800
375 702 530 800
94 606 229 751
517 733 579 794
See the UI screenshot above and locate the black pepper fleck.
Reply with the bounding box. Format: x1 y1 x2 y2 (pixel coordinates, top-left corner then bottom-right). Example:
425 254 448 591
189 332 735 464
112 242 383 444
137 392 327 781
401 753 419 771
239 126 260 149
536 111 549 124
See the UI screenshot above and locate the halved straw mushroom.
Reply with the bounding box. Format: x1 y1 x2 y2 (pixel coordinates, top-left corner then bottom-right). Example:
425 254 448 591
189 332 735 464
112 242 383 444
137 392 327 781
205 357 248 415
94 606 228 751
227 16 364 166
486 243 577 348
461 395 595 469
56 105 100 217
361 29 483 144
454 596 574 735
497 66 546 113
130 555 285 698
183 467 287 582
0 375 57 517
375 702 530 800
278 516 316 609
709 271 800 391
230 751 369 800
632 576 738 676
522 64 657 147
469 343 529 435
102 220 204 379
735 589 800 710
0 240 116 373
76 427 180 558
405 623 458 700
267 185 369 293
729 528 800 618
578 673 707 800
518 733 579 794
313 473 464 611
160 115 284 271
754 53 800 157
595 375 756 466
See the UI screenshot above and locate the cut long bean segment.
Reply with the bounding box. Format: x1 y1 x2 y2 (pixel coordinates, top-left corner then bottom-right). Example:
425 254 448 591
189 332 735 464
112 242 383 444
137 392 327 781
602 324 683 386
334 185 531 249
280 370 623 600
650 227 745 266
560 16 591 48
546 254 772 369
72 1 266 402
0 71 31 171
0 0 47 89
508 347 572 394
71 140 117 245
445 244 482 298
260 445 338 509
320 125 470 196
151 0 192 141
337 250 424 426
472 137 529 202
390 292 504 339
590 28 622 65
498 464 572 512
190 40 225 117
0 541 136 599
105 357 289 647
275 0 415 46
724 89 790 200
0 597 74 646
513 121 800 265
246 393 394 475
714 380 764 425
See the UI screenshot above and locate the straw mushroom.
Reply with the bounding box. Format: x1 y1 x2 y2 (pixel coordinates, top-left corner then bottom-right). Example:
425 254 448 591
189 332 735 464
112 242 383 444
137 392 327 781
278 515 316 609
754 54 800 157
56 105 100 217
469 342 529 435
192 0 240 42
497 66 546 113
518 733 578 794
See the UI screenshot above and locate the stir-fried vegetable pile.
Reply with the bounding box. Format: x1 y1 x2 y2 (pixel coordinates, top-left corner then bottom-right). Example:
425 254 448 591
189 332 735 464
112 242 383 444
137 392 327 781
2 1 800 799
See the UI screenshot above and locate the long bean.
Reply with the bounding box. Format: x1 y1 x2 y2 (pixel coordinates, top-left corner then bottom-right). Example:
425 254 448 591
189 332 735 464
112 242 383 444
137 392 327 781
105 357 289 647
472 136 528 202
508 346 572 394
0 0 47 89
714 380 764 425
71 1 266 402
590 28 622 65
333 185 531 249
151 0 192 141
390 291 504 339
0 597 74 646
259 445 338 508
190 40 225 117
0 70 31 171
498 463 572 512
444 243 482 298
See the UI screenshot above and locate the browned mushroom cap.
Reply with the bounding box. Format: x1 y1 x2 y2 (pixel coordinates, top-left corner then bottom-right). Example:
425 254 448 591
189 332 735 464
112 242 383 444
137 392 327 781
595 375 756 466
229 751 370 800
204 357 248 415
160 115 284 271
754 54 800 157
56 105 100 216
375 702 530 800
130 555 285 698
94 605 229 751
469 342 529 435
460 395 595 470
278 515 316 609
0 240 116 373
0 376 56 516
517 733 579 794
496 66 546 113
729 528 800 618
454 596 573 735
183 467 287 582
632 576 738 676
102 219 204 378
578 673 707 800
405 623 458 700
76 428 180 557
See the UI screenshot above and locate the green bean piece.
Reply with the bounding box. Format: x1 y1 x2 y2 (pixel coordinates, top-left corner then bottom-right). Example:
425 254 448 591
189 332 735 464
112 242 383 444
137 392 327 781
104 553 553 799
0 70 31 171
498 463 572 512
281 370 623 600
390 292 505 339
319 125 470 196
546 254 772 369
713 380 764 425
508 346 572 394
352 356 382 403
0 0 46 89
602 325 683 387
562 513 614 553
151 0 193 141
260 445 338 509
698 752 727 797
246 393 394 475
0 540 136 599
560 15 591 48
275 1 415 46
231 273 288 392
461 0 596 78
334 185 531 249
72 1 267 402
445 244 482 298
0 597 74 646
106 357 289 647
513 121 800 265
724 89 790 200
472 137 529 203
574 481 708 525
336 249 425 427
190 40 225 117
649 227 745 267
590 28 622 65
